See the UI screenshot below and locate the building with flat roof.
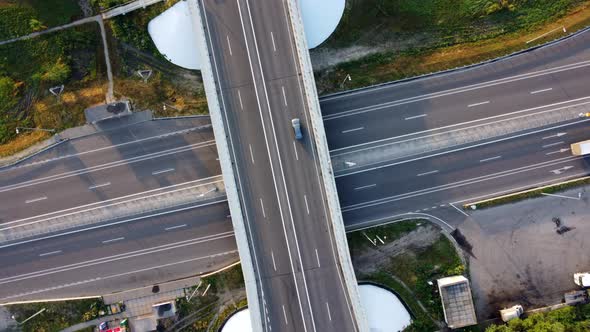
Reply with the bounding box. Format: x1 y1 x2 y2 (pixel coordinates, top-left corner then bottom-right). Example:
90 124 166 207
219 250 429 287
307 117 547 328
438 275 477 329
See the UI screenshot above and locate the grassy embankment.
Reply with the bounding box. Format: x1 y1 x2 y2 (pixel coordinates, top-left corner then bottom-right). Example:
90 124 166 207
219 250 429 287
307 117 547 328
348 220 466 331
316 0 590 94
7 298 103 332
0 1 105 157
101 0 209 118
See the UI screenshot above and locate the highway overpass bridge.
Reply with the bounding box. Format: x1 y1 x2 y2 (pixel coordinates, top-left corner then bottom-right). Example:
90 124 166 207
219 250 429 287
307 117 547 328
2 6 590 331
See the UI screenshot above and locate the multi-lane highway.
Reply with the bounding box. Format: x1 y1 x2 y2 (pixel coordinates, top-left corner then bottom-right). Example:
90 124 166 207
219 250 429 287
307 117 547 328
0 118 237 303
199 0 360 331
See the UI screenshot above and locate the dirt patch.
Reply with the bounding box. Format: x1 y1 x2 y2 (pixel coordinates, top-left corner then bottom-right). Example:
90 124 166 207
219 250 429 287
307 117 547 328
353 223 441 275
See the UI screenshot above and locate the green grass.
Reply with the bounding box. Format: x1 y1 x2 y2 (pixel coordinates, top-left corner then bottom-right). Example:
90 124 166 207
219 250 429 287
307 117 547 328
7 298 102 332
0 1 82 40
348 221 466 330
315 0 590 94
0 23 103 145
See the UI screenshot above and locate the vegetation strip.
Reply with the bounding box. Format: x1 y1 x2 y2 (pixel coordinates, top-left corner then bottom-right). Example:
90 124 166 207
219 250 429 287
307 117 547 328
464 176 590 209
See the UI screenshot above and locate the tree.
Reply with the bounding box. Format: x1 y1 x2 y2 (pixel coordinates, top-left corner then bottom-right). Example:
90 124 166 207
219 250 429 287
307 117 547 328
41 58 70 84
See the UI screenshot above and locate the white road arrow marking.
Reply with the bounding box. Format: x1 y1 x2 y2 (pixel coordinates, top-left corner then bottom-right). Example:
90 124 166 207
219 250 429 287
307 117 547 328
550 165 574 174
546 148 570 155
345 161 357 167
542 132 567 140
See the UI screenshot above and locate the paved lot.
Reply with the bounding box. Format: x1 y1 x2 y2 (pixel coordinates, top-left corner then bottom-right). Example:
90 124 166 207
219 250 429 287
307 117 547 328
457 186 590 320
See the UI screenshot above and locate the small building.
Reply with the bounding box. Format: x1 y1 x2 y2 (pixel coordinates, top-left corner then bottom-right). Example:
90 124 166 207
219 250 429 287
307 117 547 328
438 275 477 329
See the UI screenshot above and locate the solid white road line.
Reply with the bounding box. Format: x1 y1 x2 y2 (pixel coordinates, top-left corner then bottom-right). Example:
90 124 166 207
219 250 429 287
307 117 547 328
354 184 376 191
165 224 187 231
450 203 470 217
151 168 175 175
260 198 266 218
293 141 299 160
102 237 124 244
271 31 277 52
321 59 590 103
341 127 364 134
479 156 502 163
467 100 490 108
304 194 310 215
315 248 321 268
417 170 439 177
530 87 553 94
25 196 47 204
541 192 581 200
326 302 332 321
271 250 277 271
404 114 427 120
88 182 111 190
282 304 289 325
249 144 255 164
226 35 233 56
282 86 288 106
39 250 61 257
237 89 244 110
542 141 565 148
331 98 590 156
335 119 590 178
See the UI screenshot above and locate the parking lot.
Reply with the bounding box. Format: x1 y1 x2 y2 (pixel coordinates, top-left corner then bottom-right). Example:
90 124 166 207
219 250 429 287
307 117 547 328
458 186 590 320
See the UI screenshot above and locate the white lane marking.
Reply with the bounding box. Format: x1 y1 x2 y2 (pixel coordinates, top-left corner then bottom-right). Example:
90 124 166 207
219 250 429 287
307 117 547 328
304 195 310 215
321 59 590 103
226 35 233 56
249 144 255 164
237 89 244 110
550 165 574 175
417 170 439 177
542 141 565 148
102 237 124 244
239 2 317 330
260 198 266 218
39 250 61 257
293 141 299 161
354 184 376 191
341 127 364 134
326 302 332 321
165 224 187 231
541 192 581 200
2 177 223 229
331 98 590 157
282 305 288 325
542 132 567 139
479 156 502 163
404 114 427 120
335 119 590 179
467 100 490 108
281 86 288 106
26 196 47 204
88 182 111 190
271 31 277 52
279 0 357 325
530 87 553 94
0 231 235 285
450 203 469 217
271 250 277 271
342 155 578 212
546 148 570 155
315 248 321 268
151 168 175 175
2 249 238 300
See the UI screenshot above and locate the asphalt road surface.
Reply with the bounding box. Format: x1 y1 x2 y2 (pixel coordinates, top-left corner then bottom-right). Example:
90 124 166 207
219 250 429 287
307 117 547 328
200 0 359 331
